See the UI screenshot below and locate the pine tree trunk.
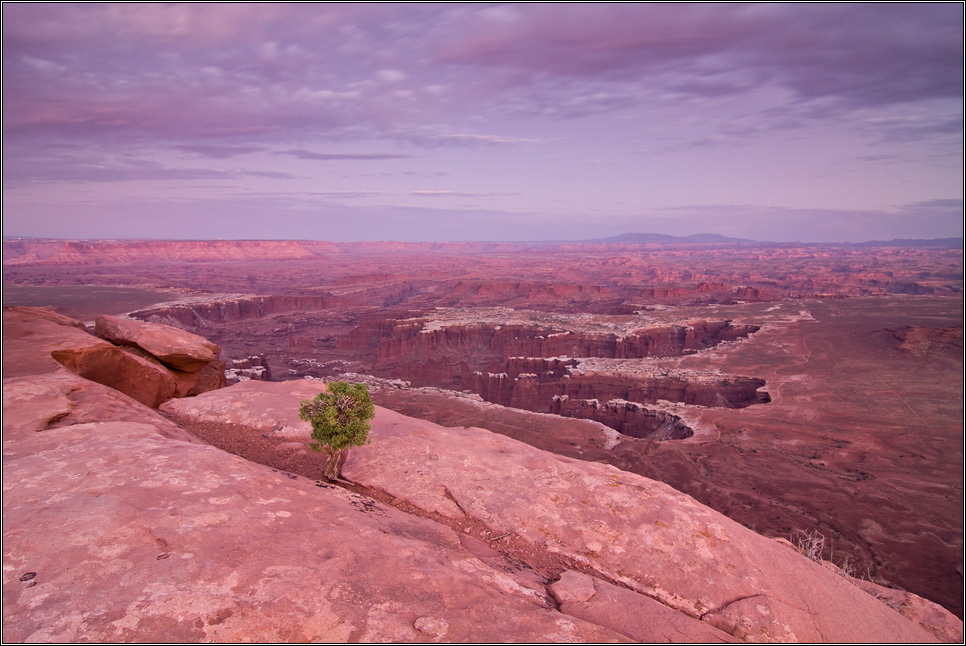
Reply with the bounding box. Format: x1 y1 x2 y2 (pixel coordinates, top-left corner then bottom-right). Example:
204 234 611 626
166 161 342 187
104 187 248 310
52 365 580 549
323 447 344 481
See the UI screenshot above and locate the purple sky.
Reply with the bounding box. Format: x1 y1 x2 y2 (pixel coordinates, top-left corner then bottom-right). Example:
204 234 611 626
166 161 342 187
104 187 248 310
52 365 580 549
3 3 963 242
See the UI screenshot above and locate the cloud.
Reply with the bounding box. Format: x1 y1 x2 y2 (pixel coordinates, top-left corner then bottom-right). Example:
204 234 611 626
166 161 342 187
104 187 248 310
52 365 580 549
391 127 541 147
376 69 408 83
2 149 296 186
4 4 958 149
410 190 520 198
898 198 963 216
2 5 960 243
436 4 962 107
175 144 265 159
277 149 414 161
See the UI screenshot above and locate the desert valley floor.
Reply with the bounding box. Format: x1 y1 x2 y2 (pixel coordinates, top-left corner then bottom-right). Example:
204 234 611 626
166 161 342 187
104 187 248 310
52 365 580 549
3 237 963 621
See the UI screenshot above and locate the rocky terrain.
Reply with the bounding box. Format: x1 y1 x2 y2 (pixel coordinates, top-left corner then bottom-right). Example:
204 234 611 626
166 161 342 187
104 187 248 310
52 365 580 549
3 306 962 642
3 236 963 624
2 307 225 408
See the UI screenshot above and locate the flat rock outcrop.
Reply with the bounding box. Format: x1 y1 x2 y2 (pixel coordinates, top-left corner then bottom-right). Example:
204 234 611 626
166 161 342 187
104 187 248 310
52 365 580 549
3 371 198 451
3 376 623 643
162 379 322 437
550 570 736 643
162 380 956 643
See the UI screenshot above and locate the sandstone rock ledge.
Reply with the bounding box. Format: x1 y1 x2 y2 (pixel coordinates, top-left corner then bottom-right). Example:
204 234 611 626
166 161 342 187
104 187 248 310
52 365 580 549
161 381 960 643
4 308 961 643
3 409 620 642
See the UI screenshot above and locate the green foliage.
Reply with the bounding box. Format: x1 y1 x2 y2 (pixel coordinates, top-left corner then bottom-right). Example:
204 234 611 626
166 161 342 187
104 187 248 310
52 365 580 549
299 381 374 451
299 381 374 479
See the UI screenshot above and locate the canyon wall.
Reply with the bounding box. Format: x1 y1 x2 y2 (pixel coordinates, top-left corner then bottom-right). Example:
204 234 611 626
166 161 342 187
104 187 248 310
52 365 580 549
464 367 767 411
132 295 329 328
334 314 767 439
342 314 759 368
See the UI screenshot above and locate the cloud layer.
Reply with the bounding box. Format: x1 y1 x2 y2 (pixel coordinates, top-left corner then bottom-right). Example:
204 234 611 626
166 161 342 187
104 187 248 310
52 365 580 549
3 3 962 241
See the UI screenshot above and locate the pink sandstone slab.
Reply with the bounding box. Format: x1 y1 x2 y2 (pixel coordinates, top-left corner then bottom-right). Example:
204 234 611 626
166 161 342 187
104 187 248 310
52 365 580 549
51 342 179 408
4 307 176 407
155 379 949 642
3 306 107 378
2 417 626 643
550 570 736 643
3 372 198 456
4 308 224 408
342 412 941 642
160 378 321 437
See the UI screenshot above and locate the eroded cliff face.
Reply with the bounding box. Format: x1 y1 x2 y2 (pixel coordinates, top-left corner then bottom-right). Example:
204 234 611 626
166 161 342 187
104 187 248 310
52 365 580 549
455 358 767 440
132 294 330 328
111 298 767 440
335 312 767 439
342 314 759 366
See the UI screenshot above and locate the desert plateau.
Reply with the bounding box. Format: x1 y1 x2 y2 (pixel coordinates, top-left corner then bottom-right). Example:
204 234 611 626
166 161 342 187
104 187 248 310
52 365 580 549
2 236 963 642
5 3 962 642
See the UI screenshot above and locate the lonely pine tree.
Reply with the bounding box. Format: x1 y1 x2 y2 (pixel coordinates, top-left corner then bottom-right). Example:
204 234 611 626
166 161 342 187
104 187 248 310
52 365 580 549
299 381 375 480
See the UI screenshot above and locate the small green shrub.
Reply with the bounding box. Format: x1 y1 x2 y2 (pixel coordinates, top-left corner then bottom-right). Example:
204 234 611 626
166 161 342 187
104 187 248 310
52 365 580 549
299 381 374 480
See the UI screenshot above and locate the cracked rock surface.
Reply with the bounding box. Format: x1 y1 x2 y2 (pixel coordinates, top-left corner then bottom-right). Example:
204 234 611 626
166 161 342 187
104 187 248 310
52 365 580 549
163 379 951 643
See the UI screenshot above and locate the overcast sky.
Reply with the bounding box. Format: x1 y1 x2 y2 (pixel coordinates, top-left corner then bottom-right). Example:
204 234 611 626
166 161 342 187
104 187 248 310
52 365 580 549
3 3 963 242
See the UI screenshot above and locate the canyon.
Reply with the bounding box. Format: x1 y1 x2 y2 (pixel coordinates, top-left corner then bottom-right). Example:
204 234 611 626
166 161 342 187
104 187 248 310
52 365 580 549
3 236 963 628
4 305 962 643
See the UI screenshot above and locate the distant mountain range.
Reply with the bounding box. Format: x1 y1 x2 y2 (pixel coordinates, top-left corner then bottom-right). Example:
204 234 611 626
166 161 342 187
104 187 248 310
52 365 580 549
849 237 963 248
590 233 755 244
585 233 963 248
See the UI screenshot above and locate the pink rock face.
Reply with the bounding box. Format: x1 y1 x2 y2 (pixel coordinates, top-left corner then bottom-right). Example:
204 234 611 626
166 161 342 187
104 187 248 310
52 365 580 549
2 379 625 644
161 380 956 643
2 372 198 453
551 571 736 643
4 308 224 408
95 314 220 372
51 342 179 408
1 305 87 331
2 306 96 377
854 578 965 643
342 409 944 643
160 379 322 436
4 307 175 407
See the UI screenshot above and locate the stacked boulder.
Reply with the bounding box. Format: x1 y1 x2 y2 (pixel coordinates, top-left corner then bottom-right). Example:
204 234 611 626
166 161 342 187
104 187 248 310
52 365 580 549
3 307 224 408
89 315 226 406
